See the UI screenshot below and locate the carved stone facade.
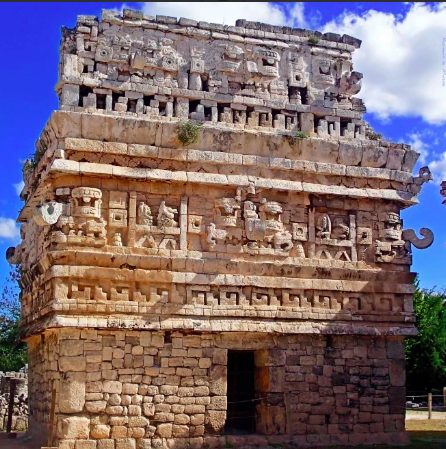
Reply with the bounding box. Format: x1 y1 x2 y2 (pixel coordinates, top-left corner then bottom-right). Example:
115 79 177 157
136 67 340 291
9 8 433 449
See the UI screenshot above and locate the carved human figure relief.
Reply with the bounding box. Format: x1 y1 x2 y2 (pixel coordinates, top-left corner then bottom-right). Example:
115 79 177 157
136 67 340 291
137 201 153 225
112 232 123 247
316 214 331 239
157 201 178 227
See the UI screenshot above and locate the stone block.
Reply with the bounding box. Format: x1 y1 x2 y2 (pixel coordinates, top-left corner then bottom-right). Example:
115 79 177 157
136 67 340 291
156 423 173 438
103 381 122 394
209 366 227 395
91 425 111 439
254 349 285 366
58 417 90 439
97 440 115 449
389 360 406 387
59 372 86 413
116 440 136 449
85 401 107 413
205 411 226 433
362 145 388 168
59 356 87 372
75 441 97 449
387 339 405 359
339 142 362 166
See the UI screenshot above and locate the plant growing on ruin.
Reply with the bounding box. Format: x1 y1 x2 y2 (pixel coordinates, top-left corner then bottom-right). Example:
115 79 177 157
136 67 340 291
308 34 320 45
366 130 383 141
24 145 46 174
284 130 309 146
177 121 203 146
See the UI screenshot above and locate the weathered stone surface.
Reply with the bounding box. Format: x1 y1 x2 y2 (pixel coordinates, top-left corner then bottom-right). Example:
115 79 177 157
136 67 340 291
59 357 87 372
156 423 173 438
91 425 111 439
13 8 430 449
205 411 226 433
59 372 86 413
57 417 90 439
208 366 227 396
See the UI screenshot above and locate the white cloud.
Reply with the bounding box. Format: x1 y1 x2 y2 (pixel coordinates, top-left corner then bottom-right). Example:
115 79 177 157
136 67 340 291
139 2 306 28
407 133 429 165
13 181 24 196
0 218 20 240
429 152 446 185
323 3 446 124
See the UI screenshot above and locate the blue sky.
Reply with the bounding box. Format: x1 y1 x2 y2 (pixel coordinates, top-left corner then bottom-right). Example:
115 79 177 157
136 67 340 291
1 2 446 290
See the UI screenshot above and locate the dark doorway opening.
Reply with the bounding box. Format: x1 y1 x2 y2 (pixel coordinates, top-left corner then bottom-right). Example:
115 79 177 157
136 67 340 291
225 350 256 435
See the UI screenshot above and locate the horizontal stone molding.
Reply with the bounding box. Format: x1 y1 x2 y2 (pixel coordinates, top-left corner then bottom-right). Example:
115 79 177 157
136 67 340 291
63 137 413 184
49 158 416 201
21 313 417 338
46 265 414 294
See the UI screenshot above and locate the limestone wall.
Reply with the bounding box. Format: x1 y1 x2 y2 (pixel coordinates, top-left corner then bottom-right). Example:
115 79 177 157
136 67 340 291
27 328 406 448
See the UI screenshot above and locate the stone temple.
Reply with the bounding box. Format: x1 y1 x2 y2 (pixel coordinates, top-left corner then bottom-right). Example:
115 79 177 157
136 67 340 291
7 8 434 449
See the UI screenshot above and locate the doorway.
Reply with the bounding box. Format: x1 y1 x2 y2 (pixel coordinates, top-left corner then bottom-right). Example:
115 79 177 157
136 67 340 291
225 350 256 434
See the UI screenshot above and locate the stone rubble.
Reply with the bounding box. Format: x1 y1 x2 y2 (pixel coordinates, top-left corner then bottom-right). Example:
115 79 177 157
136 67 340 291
0 367 28 432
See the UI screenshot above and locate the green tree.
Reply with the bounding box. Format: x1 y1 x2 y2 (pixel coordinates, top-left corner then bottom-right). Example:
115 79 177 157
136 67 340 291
405 283 446 392
0 265 27 371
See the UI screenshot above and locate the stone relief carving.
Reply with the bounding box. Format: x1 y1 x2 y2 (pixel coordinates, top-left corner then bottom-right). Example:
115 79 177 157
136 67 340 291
402 228 434 250
375 212 406 263
408 166 433 195
135 199 180 249
312 58 335 86
137 201 153 225
244 199 292 251
33 202 65 226
311 210 356 262
316 214 331 239
218 44 244 74
339 71 363 97
157 201 178 227
184 284 406 313
206 223 227 248
65 16 367 128
374 212 433 263
32 187 107 247
205 190 294 254
287 53 307 88
331 218 350 240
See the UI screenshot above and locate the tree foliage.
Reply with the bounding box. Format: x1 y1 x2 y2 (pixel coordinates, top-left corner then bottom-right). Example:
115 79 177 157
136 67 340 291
0 265 27 371
405 283 446 392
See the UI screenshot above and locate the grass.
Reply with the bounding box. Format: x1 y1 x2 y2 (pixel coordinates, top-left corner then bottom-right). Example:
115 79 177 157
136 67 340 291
406 418 446 432
408 430 446 449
